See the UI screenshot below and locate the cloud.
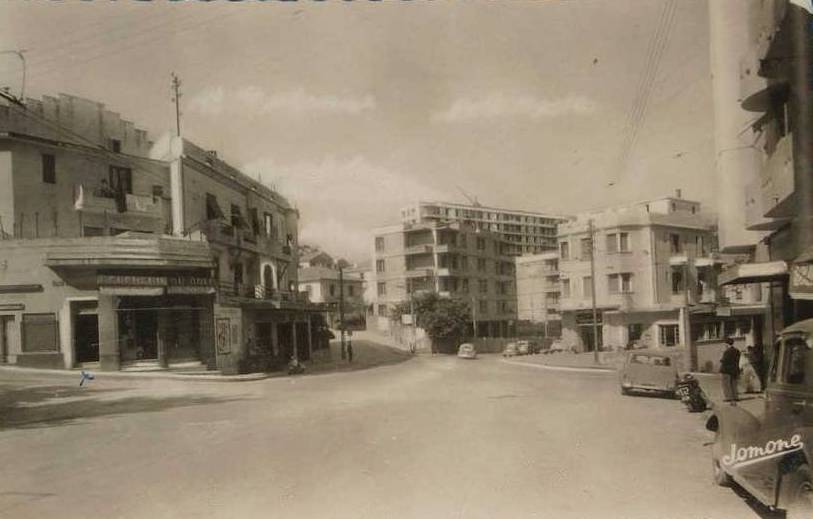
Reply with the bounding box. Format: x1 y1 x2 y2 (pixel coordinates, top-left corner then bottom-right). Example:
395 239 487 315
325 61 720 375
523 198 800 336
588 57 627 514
243 156 442 263
187 85 375 117
433 93 598 123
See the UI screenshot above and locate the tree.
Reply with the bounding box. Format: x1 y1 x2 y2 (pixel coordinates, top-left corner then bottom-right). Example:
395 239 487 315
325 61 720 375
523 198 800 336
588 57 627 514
392 293 471 351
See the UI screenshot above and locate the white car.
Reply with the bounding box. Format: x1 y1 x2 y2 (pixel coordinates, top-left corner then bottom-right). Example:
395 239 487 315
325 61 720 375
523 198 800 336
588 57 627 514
457 343 477 359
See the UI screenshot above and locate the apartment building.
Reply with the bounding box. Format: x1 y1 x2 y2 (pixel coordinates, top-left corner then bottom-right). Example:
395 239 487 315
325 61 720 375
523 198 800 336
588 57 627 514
400 201 567 255
515 252 561 336
371 221 517 337
558 194 767 370
298 266 365 329
0 92 324 374
710 1 813 337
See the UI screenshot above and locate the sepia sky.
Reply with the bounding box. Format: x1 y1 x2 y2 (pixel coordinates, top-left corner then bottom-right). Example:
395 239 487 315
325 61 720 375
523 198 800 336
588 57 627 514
0 0 715 263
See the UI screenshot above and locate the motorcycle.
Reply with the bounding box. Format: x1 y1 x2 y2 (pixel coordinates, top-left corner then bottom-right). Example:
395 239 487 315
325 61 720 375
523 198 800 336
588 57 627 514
676 374 707 412
287 357 305 375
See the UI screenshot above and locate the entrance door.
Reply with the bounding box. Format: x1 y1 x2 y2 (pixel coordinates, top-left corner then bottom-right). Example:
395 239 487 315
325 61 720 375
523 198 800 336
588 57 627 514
136 312 158 360
579 325 603 352
75 314 100 363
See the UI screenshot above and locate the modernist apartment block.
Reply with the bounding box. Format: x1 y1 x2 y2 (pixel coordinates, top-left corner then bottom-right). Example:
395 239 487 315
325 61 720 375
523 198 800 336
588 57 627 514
558 194 768 370
400 201 567 256
371 220 517 337
515 252 561 336
0 93 324 374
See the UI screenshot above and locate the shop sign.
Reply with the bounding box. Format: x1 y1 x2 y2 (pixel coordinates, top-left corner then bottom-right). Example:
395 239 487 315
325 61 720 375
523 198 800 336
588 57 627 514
576 312 602 325
98 275 213 289
791 263 813 299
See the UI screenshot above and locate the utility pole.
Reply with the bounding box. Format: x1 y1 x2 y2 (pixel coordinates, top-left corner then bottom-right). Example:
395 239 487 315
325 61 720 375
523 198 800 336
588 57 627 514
171 72 182 137
339 265 346 360
471 295 478 338
588 219 600 364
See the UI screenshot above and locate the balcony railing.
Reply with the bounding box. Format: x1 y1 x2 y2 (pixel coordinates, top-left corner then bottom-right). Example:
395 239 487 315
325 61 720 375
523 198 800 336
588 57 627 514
217 281 308 303
73 185 162 218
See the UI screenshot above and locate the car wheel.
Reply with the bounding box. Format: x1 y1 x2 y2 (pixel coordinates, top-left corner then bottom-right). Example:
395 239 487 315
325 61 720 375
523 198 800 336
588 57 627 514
712 454 732 487
785 466 813 519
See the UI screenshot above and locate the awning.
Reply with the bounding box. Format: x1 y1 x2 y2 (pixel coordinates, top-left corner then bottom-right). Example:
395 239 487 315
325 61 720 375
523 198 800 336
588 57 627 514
718 261 788 286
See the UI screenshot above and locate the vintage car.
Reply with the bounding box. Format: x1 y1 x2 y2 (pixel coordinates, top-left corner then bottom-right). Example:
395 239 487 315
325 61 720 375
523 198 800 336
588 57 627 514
706 319 813 518
457 343 477 360
619 350 680 397
502 342 519 357
516 340 531 355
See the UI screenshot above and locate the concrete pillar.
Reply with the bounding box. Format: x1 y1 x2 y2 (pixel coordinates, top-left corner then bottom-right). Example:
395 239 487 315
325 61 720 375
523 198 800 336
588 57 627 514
292 319 298 360
98 294 120 371
169 137 185 236
306 314 313 359
789 6 813 256
157 312 170 369
708 0 764 251
271 322 279 356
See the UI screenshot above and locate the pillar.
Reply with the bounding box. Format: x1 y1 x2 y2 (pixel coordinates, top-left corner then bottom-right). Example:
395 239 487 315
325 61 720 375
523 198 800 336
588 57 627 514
169 137 186 236
157 312 170 369
306 314 313 359
292 318 298 360
98 294 120 371
271 321 279 356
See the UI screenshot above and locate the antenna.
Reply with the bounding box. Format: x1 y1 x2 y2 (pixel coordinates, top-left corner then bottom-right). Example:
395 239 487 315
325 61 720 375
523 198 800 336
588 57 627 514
171 72 182 137
456 185 481 207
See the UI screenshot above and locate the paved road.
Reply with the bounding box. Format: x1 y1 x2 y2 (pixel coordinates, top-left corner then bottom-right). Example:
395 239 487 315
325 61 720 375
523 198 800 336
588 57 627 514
0 352 762 519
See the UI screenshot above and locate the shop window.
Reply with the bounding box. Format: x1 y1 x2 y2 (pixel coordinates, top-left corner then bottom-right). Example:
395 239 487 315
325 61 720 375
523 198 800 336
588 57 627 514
21 313 58 352
42 154 56 184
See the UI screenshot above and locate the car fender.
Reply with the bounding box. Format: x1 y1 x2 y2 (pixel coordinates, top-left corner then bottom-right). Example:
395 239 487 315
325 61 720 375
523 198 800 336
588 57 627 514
706 403 762 453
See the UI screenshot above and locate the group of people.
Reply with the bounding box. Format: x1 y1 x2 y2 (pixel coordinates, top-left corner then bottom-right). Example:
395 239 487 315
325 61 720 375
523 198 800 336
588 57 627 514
719 338 766 403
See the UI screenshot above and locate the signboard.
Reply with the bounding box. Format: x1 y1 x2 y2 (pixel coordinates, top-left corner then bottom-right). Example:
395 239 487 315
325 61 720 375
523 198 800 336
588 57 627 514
576 312 602 325
216 318 231 354
716 305 732 317
791 262 813 300
97 274 213 295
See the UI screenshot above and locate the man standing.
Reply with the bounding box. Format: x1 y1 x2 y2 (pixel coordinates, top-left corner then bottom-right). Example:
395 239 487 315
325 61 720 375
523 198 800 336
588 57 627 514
720 338 741 403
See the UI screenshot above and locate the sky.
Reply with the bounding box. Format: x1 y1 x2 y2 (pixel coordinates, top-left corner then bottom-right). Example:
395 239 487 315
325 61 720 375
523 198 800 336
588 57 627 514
0 0 715 264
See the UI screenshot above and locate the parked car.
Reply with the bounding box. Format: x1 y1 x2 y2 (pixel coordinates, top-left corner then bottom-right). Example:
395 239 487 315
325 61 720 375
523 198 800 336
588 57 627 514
502 342 519 357
706 319 813 517
457 343 477 359
619 350 680 397
516 340 530 355
544 340 566 354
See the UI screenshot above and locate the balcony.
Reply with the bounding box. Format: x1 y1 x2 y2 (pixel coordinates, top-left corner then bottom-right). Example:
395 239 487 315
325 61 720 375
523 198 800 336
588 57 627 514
405 268 434 279
73 185 163 219
762 134 795 219
404 244 433 255
217 282 309 305
745 178 788 231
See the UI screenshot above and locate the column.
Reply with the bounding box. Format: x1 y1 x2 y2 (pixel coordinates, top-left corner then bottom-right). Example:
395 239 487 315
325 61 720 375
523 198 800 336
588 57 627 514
306 314 313 359
98 294 120 371
157 312 169 369
292 319 298 360
271 321 279 356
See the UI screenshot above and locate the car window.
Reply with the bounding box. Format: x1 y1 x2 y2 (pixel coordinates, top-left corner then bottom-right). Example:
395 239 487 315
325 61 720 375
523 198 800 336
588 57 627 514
781 337 810 385
769 340 781 383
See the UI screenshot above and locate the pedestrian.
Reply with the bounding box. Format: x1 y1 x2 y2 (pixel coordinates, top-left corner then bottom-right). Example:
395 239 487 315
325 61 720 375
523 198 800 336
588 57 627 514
739 346 761 393
347 338 353 363
719 338 741 403
751 343 767 389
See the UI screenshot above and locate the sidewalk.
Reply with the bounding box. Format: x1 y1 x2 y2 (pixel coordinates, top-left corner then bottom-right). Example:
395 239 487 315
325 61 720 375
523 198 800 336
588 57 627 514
501 351 621 372
0 338 412 383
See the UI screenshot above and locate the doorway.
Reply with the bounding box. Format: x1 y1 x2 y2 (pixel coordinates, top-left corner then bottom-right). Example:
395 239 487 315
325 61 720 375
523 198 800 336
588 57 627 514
75 314 100 363
135 312 158 360
579 325 603 352
0 316 13 363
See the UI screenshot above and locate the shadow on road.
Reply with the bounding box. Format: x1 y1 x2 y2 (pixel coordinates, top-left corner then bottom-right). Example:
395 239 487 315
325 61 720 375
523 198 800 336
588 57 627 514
0 383 243 431
306 340 412 376
730 482 786 519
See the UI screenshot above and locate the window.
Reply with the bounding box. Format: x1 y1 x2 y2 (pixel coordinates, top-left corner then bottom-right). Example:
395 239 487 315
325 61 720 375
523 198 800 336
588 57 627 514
152 185 164 198
110 139 122 153
628 323 643 342
580 237 592 261
621 273 632 293
330 284 336 297
476 237 486 250
560 241 570 260
561 279 571 298
462 279 469 293
619 232 630 252
583 276 593 298
478 279 488 293
206 193 224 220
230 204 243 229
606 234 618 254
670 233 681 254
479 300 488 314
376 259 385 273
671 270 684 294
233 263 244 286
782 338 809 385
264 213 275 237
42 154 56 184
21 313 59 352
377 282 386 297
608 274 619 294
660 324 679 347
109 166 132 194
348 285 355 297
460 234 467 248
477 258 486 272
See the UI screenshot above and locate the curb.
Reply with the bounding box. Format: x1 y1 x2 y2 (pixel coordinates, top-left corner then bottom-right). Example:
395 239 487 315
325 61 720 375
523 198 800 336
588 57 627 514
500 359 616 374
0 365 270 383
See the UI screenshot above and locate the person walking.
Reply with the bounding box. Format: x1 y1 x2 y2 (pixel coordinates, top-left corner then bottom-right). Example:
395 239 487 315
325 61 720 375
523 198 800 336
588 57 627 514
347 338 354 363
720 338 741 403
739 346 761 393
